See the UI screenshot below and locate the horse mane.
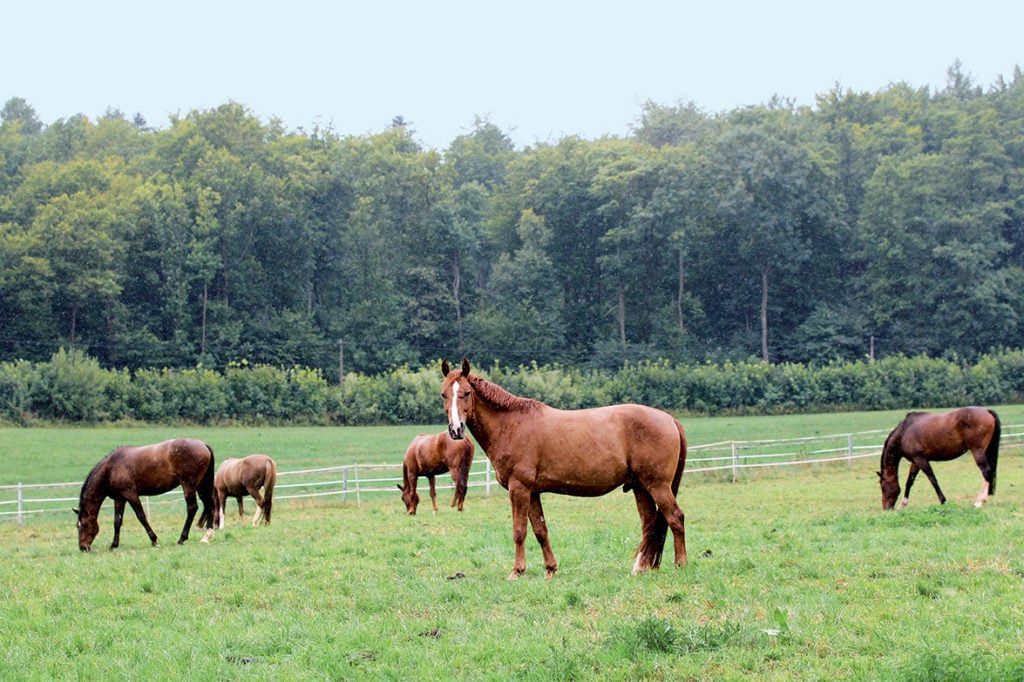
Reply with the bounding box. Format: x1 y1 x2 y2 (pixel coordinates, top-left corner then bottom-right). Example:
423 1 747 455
79 449 117 507
880 413 918 471
468 374 543 413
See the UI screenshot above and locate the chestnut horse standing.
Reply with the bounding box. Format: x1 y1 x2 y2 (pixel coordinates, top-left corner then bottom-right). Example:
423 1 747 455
214 454 277 527
398 431 475 514
441 358 687 579
75 438 217 551
877 406 1000 510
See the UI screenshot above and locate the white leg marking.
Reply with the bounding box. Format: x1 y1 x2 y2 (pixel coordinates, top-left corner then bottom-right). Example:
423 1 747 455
897 497 909 510
975 480 990 508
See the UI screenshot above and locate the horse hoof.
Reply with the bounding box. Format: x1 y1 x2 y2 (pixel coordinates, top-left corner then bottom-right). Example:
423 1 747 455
544 569 556 580
507 570 522 581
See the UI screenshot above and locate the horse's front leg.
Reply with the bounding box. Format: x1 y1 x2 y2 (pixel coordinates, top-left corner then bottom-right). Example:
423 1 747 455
899 463 921 509
178 491 199 544
236 496 246 522
528 493 558 579
507 481 532 580
914 460 947 505
428 475 439 513
111 498 126 549
125 495 159 546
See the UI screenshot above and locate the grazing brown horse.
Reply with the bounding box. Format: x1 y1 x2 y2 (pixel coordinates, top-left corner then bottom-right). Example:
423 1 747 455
214 454 277 527
398 431 475 514
74 438 217 552
877 407 1000 510
441 358 687 579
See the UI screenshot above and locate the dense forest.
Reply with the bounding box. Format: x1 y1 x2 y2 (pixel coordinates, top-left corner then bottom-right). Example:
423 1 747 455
2 62 1023 379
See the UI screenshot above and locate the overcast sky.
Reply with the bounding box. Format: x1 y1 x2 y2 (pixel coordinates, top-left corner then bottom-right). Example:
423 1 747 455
6 1 1022 149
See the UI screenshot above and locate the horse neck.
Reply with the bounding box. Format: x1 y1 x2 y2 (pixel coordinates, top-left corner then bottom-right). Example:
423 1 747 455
78 463 109 516
879 433 901 480
465 376 537 453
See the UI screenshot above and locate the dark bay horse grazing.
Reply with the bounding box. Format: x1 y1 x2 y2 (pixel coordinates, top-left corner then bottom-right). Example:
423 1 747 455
441 358 687 579
214 454 277 527
877 407 1000 510
398 431 475 514
75 438 217 551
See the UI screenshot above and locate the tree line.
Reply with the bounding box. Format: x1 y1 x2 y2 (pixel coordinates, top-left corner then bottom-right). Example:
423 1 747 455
2 62 1023 378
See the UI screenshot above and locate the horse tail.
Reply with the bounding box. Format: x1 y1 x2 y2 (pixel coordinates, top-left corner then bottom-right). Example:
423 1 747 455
262 457 276 525
986 409 1001 495
197 444 216 529
672 419 687 495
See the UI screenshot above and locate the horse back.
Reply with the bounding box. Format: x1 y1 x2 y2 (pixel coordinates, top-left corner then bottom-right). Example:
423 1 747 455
900 407 997 460
108 438 213 495
216 454 273 494
494 403 682 494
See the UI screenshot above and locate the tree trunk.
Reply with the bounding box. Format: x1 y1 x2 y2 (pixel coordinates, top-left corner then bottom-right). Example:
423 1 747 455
452 252 462 348
677 249 685 334
618 287 627 353
760 267 769 362
201 282 208 354
69 301 78 348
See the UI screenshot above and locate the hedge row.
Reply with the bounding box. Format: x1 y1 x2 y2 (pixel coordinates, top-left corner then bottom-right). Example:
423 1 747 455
3 348 1024 425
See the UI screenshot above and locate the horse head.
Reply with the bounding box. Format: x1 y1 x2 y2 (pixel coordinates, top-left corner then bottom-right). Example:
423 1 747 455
398 482 420 514
74 507 99 552
877 471 900 510
441 358 473 440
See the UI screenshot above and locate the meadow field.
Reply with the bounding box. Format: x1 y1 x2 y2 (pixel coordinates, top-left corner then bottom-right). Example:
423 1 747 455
2 407 1024 679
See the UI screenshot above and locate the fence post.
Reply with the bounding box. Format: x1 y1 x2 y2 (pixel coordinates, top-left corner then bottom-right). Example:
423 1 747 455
848 434 854 465
486 459 493 495
17 483 23 526
731 442 739 483
342 466 349 503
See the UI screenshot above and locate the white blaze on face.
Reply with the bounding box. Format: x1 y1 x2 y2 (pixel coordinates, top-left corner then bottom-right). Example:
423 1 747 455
450 380 462 430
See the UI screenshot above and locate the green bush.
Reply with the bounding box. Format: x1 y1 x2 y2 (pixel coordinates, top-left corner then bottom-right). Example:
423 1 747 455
6 349 1024 425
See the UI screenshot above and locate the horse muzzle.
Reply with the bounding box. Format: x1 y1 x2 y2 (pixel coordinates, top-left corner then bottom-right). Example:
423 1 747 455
448 422 465 440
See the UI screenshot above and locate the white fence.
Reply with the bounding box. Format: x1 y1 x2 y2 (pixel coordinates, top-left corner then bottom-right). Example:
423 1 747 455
5 425 1023 525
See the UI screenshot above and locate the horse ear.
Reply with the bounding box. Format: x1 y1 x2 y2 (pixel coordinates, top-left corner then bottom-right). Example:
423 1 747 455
875 471 881 479
441 359 450 377
461 357 471 376
72 508 79 515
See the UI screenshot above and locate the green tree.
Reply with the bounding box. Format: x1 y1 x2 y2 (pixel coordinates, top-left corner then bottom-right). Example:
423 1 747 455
466 210 564 364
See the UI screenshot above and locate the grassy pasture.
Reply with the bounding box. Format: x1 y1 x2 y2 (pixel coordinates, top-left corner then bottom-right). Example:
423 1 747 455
2 407 1024 679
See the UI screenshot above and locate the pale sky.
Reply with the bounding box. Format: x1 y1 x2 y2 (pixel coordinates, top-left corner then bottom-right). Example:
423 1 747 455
6 0 1022 150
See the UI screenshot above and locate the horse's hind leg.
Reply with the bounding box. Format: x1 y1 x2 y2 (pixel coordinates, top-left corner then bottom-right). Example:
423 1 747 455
248 486 265 526
648 485 687 569
970 448 993 508
631 488 665 574
178 490 199 544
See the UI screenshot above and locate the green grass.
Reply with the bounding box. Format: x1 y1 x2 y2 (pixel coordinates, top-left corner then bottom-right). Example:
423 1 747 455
2 408 1024 679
